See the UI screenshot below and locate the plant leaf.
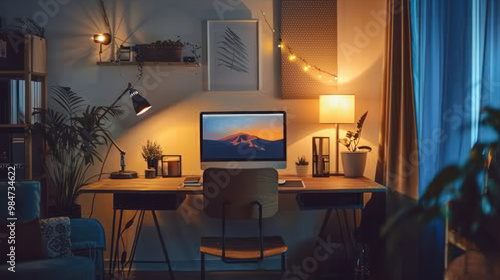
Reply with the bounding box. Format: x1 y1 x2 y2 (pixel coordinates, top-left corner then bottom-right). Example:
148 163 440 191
357 111 368 130
358 146 372 152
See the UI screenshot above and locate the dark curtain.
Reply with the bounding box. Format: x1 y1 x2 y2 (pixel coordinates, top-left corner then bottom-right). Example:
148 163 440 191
376 0 419 200
375 0 419 279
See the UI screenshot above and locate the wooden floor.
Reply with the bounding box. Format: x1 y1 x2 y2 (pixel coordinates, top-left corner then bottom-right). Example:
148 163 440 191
107 271 282 280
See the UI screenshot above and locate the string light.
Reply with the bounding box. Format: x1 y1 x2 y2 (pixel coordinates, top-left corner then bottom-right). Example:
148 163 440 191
259 10 338 81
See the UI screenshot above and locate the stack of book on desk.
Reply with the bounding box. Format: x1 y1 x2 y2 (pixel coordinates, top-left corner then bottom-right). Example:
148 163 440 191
183 176 202 187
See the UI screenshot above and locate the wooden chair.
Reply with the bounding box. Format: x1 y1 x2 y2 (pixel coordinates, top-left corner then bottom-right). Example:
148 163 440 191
199 168 287 279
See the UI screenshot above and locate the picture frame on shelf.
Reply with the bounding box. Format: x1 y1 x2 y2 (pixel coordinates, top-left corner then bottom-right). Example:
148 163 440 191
207 20 260 91
161 155 182 177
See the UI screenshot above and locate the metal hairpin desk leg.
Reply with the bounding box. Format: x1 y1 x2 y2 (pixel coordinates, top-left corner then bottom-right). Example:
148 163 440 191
152 210 175 280
318 209 333 238
127 210 146 277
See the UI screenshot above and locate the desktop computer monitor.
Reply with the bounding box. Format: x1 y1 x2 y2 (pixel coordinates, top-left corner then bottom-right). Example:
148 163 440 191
200 111 287 169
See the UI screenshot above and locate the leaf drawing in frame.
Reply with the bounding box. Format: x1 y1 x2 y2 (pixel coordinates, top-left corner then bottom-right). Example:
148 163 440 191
216 27 249 73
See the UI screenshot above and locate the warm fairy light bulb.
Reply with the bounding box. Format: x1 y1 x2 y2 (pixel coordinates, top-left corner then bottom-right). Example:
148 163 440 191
96 35 105 42
318 75 322 78
289 55 296 61
334 76 338 80
303 65 311 71
278 43 282 48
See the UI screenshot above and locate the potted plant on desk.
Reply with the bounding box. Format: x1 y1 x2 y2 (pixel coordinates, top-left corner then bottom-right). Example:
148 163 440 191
141 140 163 176
339 111 372 177
296 156 309 177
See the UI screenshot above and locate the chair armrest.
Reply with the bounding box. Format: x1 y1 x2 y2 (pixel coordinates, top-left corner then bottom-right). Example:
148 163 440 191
70 218 106 251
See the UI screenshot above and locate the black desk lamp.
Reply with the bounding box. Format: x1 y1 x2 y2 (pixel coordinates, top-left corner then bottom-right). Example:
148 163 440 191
100 83 152 179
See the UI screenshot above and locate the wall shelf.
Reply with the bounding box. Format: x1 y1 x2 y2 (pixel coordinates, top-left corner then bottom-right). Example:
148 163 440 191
0 124 26 128
96 61 199 67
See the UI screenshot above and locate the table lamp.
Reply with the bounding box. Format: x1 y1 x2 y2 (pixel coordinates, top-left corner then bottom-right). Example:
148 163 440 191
319 94 355 176
99 83 152 179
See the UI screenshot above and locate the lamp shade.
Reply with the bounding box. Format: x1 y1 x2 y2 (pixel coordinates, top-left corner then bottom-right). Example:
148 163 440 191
319 95 355 124
129 87 152 116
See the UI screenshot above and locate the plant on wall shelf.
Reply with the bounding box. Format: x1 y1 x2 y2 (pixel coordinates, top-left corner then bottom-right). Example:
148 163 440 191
1 17 46 37
339 111 372 152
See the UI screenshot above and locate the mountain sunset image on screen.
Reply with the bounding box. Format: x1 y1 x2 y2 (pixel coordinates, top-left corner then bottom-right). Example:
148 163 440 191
201 113 285 161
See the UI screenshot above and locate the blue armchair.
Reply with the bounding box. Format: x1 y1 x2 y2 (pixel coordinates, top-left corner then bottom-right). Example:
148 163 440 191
0 181 106 280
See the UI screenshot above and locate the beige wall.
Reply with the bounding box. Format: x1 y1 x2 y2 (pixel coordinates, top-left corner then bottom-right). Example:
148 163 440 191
1 0 386 270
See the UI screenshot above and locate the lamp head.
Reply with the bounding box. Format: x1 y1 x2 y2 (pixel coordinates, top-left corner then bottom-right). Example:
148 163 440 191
93 33 111 45
319 94 355 124
127 83 151 116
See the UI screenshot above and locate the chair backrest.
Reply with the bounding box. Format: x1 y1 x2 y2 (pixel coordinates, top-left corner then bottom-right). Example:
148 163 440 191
203 168 278 220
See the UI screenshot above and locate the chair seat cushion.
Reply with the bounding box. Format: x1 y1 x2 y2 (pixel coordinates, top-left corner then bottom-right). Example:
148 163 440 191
200 236 288 259
0 256 95 280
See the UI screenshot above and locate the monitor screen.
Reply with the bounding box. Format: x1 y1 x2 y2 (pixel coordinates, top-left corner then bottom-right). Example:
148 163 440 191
200 111 287 169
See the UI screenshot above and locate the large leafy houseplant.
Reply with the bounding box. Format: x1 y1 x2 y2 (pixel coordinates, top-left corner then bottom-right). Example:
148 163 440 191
385 107 500 258
32 87 122 213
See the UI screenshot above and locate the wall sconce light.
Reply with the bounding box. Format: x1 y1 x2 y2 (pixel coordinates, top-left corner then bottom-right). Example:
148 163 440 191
93 33 111 62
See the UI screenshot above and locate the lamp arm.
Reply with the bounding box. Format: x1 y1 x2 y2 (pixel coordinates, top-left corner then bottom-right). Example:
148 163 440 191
103 130 125 155
96 83 132 125
102 130 126 173
96 84 133 174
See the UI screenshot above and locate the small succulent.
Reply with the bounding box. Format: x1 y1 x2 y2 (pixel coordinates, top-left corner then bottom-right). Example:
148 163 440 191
296 156 309 165
339 111 372 152
141 140 163 161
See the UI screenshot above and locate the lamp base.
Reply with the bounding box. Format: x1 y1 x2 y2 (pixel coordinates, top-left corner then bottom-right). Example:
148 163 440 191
110 170 138 179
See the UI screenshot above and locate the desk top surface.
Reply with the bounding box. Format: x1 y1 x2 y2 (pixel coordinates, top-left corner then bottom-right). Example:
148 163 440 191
80 175 386 194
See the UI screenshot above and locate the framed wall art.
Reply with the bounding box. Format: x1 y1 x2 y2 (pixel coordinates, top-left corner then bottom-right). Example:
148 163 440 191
207 20 260 91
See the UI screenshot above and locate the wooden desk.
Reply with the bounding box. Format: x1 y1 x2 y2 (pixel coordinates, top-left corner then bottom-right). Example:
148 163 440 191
81 176 385 278
80 175 385 194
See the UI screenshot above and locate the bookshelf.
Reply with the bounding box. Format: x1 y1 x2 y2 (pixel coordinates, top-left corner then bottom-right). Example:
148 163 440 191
0 34 47 185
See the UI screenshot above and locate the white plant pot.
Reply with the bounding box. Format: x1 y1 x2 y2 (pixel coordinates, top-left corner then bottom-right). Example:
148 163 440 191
341 152 368 178
296 165 308 177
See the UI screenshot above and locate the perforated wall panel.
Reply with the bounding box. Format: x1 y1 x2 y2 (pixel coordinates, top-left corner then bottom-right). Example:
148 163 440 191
281 0 338 99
